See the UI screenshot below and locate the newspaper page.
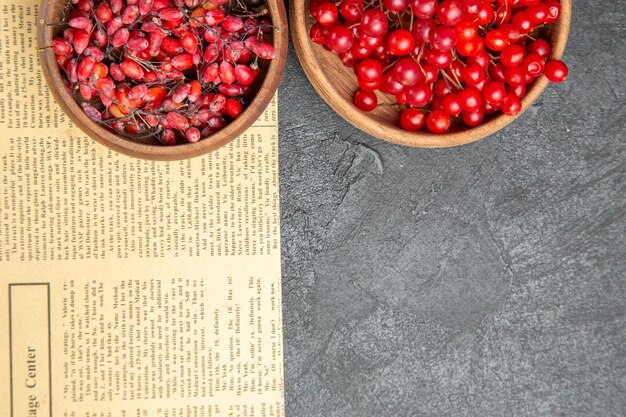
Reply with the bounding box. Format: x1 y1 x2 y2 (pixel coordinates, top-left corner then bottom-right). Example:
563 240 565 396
0 0 285 416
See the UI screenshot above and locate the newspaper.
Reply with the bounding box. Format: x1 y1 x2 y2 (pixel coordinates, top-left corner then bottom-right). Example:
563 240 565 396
0 0 285 416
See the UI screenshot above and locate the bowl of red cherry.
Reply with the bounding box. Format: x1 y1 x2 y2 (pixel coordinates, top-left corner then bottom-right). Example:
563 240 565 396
291 0 571 147
38 0 288 160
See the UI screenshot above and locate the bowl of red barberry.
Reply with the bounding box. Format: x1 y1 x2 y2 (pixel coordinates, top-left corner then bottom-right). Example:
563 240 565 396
38 0 287 160
291 0 570 147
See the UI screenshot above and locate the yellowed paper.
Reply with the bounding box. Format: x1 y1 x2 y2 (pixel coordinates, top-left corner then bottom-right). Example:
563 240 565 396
0 1 285 416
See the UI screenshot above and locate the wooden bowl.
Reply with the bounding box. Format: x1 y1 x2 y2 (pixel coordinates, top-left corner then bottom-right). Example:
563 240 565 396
38 0 288 160
291 1 571 147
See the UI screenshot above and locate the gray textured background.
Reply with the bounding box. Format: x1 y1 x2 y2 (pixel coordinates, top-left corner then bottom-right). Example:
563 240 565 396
278 1 626 415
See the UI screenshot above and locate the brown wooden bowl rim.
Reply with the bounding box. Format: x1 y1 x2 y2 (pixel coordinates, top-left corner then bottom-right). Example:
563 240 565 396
38 0 288 160
290 0 571 148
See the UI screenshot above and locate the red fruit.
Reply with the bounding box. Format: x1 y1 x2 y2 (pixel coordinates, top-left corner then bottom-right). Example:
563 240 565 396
188 80 202 102
128 84 148 100
442 93 462 116
485 29 509 51
110 0 123 13
69 12 90 29
139 0 154 14
77 57 96 81
426 110 451 133
127 36 149 51
387 29 415 56
462 62 486 85
361 9 388 37
459 86 483 111
161 37 183 55
94 3 113 22
166 112 189 130
528 39 551 59
501 92 522 115
437 0 465 26
78 83 95 100
462 109 484 127
159 7 183 21
219 61 236 84
315 2 339 26
185 127 201 143
500 44 526 67
71 29 90 54
341 2 365 21
120 59 145 79
384 0 410 13
171 53 194 70
52 38 72 55
145 87 167 103
91 27 108 48
221 15 244 32
455 19 478 42
356 59 383 83
310 23 327 44
504 66 526 85
111 28 130 48
508 83 527 99
218 83 243 96
224 98 243 118
122 5 140 24
327 26 354 53
425 48 453 69
456 36 484 57
394 58 422 86
431 25 457 51
406 82 433 107
483 81 506 106
544 60 568 82
353 89 378 111
400 108 426 131
234 64 255 85
254 43 275 59
180 32 198 53
161 129 177 146
411 0 438 18
383 72 406 95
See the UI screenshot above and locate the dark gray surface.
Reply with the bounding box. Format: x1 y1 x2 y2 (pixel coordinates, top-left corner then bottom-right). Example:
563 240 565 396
278 1 626 416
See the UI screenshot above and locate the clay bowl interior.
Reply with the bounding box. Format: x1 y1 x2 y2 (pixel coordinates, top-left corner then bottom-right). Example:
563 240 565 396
291 0 571 148
38 0 288 160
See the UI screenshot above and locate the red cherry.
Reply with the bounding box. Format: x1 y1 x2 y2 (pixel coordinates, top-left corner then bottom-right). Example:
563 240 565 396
315 2 339 26
500 44 526 67
528 38 551 59
353 89 378 111
522 53 545 77
426 110 452 133
544 60 568 82
437 0 466 26
501 92 522 115
459 86 483 111
400 108 426 131
361 9 388 36
387 29 416 56
431 26 457 51
356 59 383 83
411 0 438 18
394 58 423 86
406 82 433 107
384 0 410 13
483 81 506 106
442 93 463 116
485 29 509 51
462 109 484 126
327 25 354 53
